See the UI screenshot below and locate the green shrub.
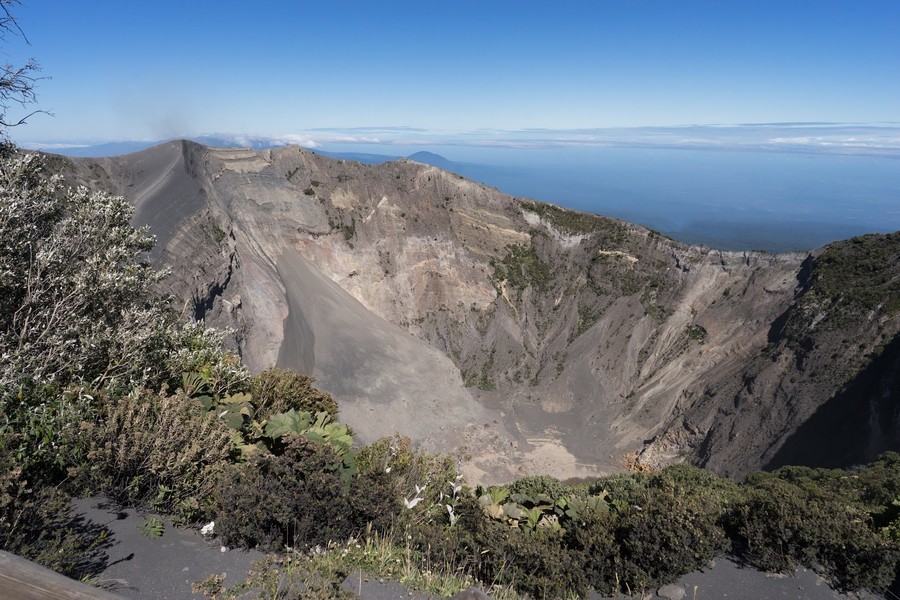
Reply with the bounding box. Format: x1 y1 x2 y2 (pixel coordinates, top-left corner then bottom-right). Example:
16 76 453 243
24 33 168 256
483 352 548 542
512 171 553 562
590 472 650 505
0 426 111 581
855 452 900 514
165 322 250 397
357 434 458 518
508 474 569 501
412 494 585 599
249 367 338 420
734 472 899 592
614 477 729 590
571 508 619 595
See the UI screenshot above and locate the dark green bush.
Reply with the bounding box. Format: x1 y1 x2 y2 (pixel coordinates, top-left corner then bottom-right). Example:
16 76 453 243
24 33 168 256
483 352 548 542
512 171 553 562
570 508 619 595
734 472 899 592
508 474 569 501
216 436 345 550
0 427 111 581
855 452 900 515
215 436 394 551
590 472 649 504
347 470 402 535
503 528 588 599
413 494 588 599
614 476 729 590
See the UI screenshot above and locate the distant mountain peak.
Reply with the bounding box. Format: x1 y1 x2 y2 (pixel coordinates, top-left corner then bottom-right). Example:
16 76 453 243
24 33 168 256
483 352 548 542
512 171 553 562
406 151 455 170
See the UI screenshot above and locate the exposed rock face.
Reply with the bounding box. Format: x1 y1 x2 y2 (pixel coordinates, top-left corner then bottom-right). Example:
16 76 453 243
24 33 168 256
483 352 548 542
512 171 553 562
56 141 900 482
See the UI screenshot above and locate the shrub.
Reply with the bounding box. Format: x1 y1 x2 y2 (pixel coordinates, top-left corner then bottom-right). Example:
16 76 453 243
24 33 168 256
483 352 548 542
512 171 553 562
0 426 111 581
0 152 173 395
165 322 250 397
80 388 233 521
571 508 619 595
614 477 729 590
215 437 391 551
855 451 900 513
357 434 458 519
508 474 569 501
734 472 899 592
590 472 650 506
249 367 338 420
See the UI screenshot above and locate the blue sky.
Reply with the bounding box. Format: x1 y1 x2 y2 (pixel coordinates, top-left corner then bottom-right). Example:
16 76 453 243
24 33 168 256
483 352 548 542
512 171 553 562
6 0 900 149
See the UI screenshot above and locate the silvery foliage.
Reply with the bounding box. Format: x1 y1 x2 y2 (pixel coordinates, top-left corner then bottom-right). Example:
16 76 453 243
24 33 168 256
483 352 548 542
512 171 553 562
0 146 171 396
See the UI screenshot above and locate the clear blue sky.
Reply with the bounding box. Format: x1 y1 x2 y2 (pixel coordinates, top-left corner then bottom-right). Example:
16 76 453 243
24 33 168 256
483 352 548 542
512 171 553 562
6 0 900 144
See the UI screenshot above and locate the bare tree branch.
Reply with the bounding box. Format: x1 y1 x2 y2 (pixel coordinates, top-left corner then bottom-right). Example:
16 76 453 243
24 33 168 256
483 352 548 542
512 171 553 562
0 0 47 130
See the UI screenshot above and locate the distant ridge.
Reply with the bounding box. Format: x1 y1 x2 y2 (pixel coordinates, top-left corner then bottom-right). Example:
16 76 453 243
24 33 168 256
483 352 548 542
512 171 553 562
31 137 459 173
406 150 457 170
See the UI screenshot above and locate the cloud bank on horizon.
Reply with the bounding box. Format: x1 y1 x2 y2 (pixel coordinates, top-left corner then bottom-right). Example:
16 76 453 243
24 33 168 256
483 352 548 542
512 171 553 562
22 122 900 159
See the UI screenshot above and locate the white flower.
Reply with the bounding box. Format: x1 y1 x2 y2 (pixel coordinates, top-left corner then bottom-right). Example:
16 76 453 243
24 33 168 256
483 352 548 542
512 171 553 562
220 546 227 553
384 465 391 473
200 521 215 535
446 504 460 526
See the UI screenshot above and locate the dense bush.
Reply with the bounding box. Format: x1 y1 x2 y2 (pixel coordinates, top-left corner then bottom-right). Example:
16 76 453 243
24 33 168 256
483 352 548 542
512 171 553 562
79 388 233 521
356 434 458 514
507 474 569 501
570 508 619 595
250 367 338 420
614 480 729 590
733 469 899 592
215 436 396 551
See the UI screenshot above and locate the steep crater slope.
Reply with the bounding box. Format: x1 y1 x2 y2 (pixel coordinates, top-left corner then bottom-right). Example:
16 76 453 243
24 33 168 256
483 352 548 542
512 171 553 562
659 232 900 478
56 141 899 482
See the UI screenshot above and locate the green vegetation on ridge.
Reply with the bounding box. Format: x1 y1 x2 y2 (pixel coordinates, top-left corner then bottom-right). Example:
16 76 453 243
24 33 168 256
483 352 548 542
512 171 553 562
803 232 900 321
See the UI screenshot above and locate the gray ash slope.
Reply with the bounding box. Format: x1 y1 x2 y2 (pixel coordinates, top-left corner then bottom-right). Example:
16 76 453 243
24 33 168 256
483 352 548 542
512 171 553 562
51 140 900 482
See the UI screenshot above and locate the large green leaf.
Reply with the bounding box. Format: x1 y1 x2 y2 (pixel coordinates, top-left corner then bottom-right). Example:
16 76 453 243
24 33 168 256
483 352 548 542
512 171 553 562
220 392 253 405
219 408 245 430
265 409 312 439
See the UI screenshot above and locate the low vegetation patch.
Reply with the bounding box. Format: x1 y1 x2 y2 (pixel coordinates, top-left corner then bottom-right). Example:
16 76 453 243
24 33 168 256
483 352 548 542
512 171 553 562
491 242 550 295
790 232 900 337
521 199 626 242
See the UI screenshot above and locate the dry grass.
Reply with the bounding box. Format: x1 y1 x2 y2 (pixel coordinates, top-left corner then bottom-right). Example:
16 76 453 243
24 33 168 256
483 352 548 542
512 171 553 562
193 525 530 600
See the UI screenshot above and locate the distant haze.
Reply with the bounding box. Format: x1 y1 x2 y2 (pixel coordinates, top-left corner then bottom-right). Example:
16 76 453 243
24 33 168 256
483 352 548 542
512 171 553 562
32 133 900 253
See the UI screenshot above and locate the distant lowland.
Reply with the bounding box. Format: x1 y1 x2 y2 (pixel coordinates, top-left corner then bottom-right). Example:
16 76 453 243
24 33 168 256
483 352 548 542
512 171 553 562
26 123 900 253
